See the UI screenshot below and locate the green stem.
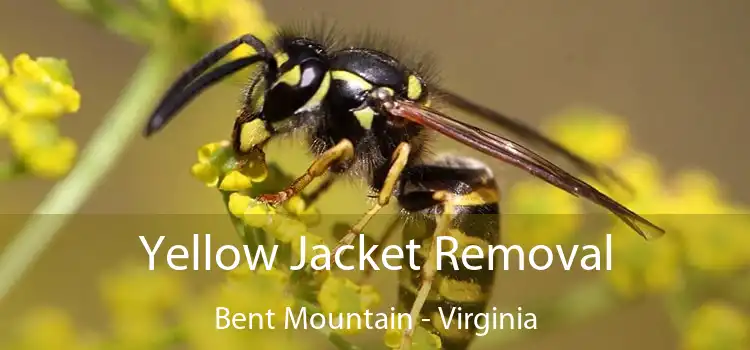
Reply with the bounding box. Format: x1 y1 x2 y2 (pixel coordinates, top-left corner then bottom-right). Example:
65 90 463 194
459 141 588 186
0 49 173 303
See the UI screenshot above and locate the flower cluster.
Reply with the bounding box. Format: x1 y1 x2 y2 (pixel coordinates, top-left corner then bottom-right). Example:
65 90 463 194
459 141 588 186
0 53 80 179
538 108 750 349
168 0 278 55
188 139 441 348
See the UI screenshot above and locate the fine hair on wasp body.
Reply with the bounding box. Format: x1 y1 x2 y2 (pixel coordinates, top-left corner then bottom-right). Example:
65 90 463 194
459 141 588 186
144 22 665 350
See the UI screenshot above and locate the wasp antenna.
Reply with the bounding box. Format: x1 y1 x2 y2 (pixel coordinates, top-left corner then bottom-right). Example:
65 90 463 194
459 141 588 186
144 56 268 136
144 34 276 137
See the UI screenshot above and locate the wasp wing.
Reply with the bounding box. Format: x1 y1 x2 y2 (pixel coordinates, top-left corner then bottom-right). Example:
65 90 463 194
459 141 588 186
384 98 665 240
435 88 633 194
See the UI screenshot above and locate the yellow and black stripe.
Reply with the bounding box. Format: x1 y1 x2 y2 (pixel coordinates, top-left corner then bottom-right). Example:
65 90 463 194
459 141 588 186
396 156 500 350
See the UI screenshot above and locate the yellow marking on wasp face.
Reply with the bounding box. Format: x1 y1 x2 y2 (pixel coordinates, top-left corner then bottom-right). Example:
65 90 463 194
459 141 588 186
437 278 486 303
450 187 500 206
353 107 376 129
275 65 301 87
298 72 331 112
274 52 290 66
407 75 423 100
331 70 373 90
239 119 270 152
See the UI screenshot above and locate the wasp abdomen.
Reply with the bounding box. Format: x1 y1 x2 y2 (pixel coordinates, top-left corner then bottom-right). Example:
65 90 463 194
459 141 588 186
397 155 500 350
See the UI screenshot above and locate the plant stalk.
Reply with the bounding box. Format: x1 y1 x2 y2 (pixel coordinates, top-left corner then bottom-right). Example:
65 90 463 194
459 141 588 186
0 49 173 303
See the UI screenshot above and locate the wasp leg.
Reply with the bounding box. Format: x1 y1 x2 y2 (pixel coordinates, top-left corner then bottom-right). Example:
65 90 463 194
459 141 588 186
257 139 355 205
358 216 403 284
332 142 411 251
302 173 340 207
399 191 456 350
397 155 500 350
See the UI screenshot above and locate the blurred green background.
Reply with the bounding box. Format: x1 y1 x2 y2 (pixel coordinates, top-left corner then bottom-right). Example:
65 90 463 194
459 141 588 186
0 0 748 349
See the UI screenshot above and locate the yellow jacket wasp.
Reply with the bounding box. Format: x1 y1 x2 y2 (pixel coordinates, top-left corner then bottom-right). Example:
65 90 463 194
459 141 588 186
144 25 665 350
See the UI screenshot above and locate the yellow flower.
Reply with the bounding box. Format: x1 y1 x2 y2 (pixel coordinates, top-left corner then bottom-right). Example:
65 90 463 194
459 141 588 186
544 108 630 164
384 327 442 350
181 269 300 350
219 170 253 191
168 0 226 23
191 162 220 186
605 224 682 298
99 265 184 347
601 153 673 238
14 307 98 350
0 98 12 135
226 191 312 244
504 180 583 247
190 141 268 187
227 192 278 227
283 195 307 215
227 192 252 216
291 232 325 262
100 264 184 318
219 0 277 60
0 53 8 85
666 170 750 271
197 141 227 163
168 0 277 60
4 54 80 118
683 301 748 350
284 195 322 226
269 215 310 243
23 136 77 178
7 118 78 178
318 275 381 335
609 153 663 201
